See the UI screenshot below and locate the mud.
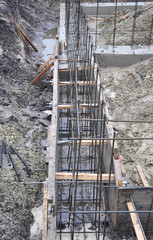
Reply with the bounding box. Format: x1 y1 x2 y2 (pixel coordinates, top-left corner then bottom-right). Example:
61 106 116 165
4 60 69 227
0 0 59 239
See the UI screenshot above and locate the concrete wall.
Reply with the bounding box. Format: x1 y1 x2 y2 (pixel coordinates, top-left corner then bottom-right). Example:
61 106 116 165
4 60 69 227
96 45 153 68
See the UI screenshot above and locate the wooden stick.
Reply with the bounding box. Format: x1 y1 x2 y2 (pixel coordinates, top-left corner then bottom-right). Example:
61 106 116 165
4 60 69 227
38 57 52 73
57 140 107 146
42 181 48 240
59 42 62 54
90 17 104 21
17 29 32 53
118 13 129 23
58 103 98 109
136 164 149 187
30 62 54 85
8 13 38 52
55 172 115 181
127 202 145 240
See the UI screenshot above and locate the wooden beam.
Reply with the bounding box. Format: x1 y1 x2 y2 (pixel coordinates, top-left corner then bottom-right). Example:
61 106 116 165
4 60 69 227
59 42 62 54
30 62 54 85
55 172 115 181
114 154 126 177
8 13 38 52
42 181 48 240
58 103 98 109
127 202 145 240
57 140 107 146
136 164 149 187
114 160 123 186
38 57 52 73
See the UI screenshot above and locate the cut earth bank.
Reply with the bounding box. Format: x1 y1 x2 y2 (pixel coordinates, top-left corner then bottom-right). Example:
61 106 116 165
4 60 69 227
0 0 59 239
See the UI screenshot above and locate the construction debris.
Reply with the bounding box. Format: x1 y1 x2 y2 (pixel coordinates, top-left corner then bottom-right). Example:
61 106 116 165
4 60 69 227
1 141 31 177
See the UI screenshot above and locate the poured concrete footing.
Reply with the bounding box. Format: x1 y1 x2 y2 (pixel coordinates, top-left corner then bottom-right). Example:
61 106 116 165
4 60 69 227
95 46 153 67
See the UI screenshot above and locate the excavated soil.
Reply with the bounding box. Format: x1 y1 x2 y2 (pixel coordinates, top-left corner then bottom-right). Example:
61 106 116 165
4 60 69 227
101 58 153 186
0 0 59 239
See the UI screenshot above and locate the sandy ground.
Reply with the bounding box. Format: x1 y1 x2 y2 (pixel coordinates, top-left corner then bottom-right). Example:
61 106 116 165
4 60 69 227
101 58 153 186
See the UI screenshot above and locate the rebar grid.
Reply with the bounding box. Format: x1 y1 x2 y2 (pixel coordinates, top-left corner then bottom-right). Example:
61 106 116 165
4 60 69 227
85 0 153 48
55 1 153 239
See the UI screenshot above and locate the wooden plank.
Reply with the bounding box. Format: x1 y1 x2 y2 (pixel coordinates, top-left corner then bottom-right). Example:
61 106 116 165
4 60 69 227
8 13 38 52
38 57 52 73
42 181 48 240
30 62 54 85
55 172 115 181
127 202 145 240
57 140 107 146
136 164 149 187
114 160 123 186
58 81 95 86
118 155 126 177
58 103 98 109
47 37 59 240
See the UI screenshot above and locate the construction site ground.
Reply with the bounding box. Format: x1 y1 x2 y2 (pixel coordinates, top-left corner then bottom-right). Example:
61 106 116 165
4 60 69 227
1 0 153 240
86 2 153 185
101 59 153 187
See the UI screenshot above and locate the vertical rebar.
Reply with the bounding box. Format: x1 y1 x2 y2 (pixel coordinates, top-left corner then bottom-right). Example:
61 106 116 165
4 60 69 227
131 0 138 47
113 0 118 49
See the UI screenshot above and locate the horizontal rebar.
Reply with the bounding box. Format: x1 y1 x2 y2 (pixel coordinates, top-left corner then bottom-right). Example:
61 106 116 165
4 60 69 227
70 137 153 141
70 118 153 123
57 210 153 214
